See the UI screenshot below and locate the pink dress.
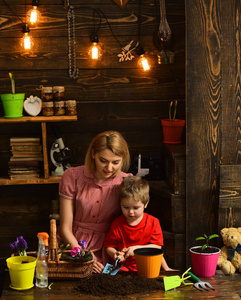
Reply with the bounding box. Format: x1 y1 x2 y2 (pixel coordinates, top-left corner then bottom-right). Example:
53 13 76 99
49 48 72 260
58 165 131 265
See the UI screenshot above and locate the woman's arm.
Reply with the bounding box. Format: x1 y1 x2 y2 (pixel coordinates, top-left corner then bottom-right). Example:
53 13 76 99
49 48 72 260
59 195 79 248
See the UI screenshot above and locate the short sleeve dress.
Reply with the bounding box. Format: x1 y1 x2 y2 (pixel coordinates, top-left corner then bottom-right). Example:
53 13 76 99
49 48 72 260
58 165 131 265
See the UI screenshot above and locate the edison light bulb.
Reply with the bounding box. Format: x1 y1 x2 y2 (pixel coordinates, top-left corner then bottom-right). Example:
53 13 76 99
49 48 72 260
21 24 33 51
139 55 150 71
27 6 41 25
89 42 101 59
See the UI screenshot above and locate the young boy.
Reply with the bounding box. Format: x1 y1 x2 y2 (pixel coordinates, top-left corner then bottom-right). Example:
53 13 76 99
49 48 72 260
103 175 172 272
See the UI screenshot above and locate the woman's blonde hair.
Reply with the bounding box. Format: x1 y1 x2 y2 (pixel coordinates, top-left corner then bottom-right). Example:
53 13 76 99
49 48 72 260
85 131 130 174
119 175 150 205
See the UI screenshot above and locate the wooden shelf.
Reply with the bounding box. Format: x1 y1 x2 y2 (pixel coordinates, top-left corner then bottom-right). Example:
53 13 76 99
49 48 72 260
0 116 77 123
0 176 61 186
0 115 78 185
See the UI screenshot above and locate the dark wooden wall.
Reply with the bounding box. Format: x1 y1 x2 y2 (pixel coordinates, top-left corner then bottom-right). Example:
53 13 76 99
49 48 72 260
0 0 185 260
186 0 241 266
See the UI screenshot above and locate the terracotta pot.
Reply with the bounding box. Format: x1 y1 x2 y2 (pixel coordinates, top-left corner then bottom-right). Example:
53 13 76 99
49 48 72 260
161 119 185 144
189 246 220 277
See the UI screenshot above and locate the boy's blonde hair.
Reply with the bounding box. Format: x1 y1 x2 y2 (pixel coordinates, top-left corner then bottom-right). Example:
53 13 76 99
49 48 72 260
119 175 150 205
85 131 130 175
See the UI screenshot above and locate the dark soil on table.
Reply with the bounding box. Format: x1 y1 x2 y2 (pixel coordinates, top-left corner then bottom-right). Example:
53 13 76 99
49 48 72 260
74 273 163 296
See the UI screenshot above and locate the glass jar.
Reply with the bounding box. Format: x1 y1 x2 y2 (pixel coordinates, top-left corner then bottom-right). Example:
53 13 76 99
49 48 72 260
65 100 77 116
53 86 65 102
54 101 65 116
41 87 53 102
42 101 54 116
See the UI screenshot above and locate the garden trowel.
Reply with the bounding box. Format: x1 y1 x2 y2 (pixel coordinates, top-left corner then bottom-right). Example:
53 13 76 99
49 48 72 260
163 267 193 291
102 257 123 275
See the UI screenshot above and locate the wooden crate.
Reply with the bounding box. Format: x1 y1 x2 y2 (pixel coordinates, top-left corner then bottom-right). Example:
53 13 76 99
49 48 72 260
148 181 186 234
163 144 186 196
163 231 186 270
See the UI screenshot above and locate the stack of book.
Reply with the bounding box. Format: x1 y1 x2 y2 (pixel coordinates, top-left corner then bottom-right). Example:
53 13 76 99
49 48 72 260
8 137 43 179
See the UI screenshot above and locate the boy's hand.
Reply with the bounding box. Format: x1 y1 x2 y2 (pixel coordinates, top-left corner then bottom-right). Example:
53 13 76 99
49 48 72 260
121 246 136 259
114 250 125 263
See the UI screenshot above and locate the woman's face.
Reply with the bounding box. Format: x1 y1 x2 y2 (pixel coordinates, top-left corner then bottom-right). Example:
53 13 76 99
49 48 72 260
92 148 123 183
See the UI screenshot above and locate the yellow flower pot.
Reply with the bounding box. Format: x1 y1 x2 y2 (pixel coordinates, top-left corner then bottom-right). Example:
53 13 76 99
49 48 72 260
6 256 37 290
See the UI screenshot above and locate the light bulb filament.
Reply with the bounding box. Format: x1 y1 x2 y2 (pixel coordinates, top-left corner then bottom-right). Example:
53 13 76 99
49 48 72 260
23 33 31 50
30 7 38 24
140 56 150 71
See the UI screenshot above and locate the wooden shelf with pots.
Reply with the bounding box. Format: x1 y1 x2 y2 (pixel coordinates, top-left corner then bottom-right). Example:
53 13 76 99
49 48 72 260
0 116 77 185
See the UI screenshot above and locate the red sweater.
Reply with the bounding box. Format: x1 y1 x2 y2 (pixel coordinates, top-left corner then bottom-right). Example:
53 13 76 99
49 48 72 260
103 213 163 272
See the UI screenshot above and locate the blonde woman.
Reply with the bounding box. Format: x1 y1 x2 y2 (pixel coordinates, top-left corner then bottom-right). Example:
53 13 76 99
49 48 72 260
58 131 132 273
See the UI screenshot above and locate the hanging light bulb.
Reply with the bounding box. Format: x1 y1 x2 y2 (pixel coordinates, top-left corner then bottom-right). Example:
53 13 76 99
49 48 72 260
136 45 151 71
88 34 102 60
21 24 33 50
158 0 172 49
27 0 41 25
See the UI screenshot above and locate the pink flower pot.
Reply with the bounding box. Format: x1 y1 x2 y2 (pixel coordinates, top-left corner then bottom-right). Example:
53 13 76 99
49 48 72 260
190 246 220 277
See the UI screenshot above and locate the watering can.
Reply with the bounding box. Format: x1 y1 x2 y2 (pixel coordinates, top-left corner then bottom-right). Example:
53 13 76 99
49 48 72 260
163 267 193 291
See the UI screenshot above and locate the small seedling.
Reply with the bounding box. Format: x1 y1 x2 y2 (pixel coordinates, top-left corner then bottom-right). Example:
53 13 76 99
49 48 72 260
196 234 219 251
9 72 15 94
169 100 178 121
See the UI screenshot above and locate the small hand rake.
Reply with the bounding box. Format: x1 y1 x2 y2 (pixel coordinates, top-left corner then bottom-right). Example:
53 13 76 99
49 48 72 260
187 271 215 291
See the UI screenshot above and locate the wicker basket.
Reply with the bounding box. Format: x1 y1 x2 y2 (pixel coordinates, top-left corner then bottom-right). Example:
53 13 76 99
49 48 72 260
47 219 94 279
48 251 94 279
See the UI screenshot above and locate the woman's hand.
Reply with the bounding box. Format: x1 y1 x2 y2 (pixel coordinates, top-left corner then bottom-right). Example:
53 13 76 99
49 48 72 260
92 261 104 274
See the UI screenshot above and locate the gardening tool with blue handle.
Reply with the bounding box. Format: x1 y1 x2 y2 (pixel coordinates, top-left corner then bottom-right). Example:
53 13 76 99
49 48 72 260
102 257 123 275
163 267 193 291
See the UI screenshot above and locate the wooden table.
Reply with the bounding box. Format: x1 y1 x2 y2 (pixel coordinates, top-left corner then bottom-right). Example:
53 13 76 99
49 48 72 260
1 270 241 299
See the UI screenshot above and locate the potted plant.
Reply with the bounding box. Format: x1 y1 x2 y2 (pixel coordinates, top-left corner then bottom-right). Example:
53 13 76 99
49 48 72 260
189 233 220 277
1 73 25 118
161 100 185 144
6 236 37 290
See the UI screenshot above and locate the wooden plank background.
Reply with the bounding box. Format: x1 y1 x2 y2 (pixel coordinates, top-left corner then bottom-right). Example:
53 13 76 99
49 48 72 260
186 0 222 265
0 0 185 259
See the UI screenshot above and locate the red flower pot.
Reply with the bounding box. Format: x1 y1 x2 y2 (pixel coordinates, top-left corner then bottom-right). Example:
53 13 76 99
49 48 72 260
161 119 185 144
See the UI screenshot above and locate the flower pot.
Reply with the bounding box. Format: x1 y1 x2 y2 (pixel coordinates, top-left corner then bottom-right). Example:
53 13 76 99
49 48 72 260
134 248 163 278
6 256 37 290
161 119 185 144
189 246 220 277
1 93 25 118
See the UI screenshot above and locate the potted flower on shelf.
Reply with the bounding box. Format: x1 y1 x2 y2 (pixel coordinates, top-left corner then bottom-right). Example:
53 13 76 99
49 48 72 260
6 236 37 290
189 233 220 277
1 73 25 118
161 100 186 144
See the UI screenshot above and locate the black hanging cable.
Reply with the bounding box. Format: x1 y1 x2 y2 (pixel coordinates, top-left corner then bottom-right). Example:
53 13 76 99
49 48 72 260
94 8 123 50
2 0 24 24
136 0 144 56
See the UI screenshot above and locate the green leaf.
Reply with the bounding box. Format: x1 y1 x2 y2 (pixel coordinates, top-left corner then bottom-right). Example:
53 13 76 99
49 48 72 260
196 237 205 240
201 244 207 251
209 234 219 240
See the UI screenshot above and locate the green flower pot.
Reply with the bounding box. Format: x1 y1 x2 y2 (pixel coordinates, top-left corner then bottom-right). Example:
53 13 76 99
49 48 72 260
1 93 25 118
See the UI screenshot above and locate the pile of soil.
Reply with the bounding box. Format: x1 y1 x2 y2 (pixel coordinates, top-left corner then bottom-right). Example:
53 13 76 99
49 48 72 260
74 273 163 296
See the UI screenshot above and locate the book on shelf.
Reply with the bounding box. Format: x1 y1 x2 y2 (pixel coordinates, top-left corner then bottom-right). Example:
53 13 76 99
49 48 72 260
8 160 42 167
11 152 43 157
10 137 41 143
11 145 42 152
10 156 43 161
9 173 41 180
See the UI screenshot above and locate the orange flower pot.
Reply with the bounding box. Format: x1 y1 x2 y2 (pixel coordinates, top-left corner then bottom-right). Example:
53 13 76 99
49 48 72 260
134 248 163 278
161 119 186 144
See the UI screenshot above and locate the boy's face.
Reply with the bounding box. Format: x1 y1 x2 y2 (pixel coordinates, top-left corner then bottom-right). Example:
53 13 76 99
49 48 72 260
120 197 148 225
